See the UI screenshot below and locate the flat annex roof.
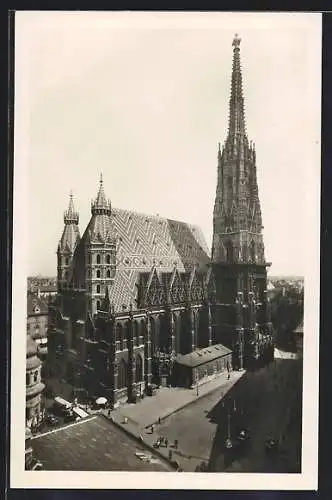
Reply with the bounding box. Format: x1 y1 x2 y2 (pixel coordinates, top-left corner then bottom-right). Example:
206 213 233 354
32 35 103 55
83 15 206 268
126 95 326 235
175 343 232 368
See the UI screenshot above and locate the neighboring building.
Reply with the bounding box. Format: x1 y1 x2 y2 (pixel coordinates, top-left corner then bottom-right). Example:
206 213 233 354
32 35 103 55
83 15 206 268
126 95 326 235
172 344 232 388
27 294 49 359
26 335 45 429
30 414 174 471
28 277 57 299
48 34 273 407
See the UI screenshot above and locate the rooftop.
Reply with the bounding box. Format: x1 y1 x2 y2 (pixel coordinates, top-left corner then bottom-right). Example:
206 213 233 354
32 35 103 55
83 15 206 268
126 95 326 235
175 343 232 368
30 415 172 471
27 294 49 316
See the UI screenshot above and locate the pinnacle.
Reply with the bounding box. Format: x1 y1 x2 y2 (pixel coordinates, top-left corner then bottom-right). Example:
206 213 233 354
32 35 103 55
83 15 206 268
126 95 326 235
91 174 112 216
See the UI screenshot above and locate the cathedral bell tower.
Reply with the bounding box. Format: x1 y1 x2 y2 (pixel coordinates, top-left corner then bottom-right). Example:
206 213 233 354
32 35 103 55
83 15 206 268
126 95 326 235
211 34 273 368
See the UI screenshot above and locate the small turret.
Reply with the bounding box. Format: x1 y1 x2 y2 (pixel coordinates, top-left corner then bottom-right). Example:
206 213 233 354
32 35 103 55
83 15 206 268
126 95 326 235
57 192 80 290
64 191 79 225
91 173 112 216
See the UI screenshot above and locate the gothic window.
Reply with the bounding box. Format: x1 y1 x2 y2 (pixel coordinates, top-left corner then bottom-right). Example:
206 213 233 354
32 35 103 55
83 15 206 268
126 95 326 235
106 254 111 264
96 300 101 311
133 321 139 346
34 371 38 382
64 271 68 280
225 241 234 263
96 285 101 294
65 257 69 265
250 241 256 263
242 245 248 262
150 316 156 354
118 359 128 389
26 373 29 386
106 270 111 278
96 270 101 278
115 323 122 351
135 354 143 382
88 254 91 264
96 254 101 264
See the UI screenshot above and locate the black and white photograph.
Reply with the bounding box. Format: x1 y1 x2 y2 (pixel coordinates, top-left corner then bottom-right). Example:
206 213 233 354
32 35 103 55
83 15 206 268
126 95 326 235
11 11 321 490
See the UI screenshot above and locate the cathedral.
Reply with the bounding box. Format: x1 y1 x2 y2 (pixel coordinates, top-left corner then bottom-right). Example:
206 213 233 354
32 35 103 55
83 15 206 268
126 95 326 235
48 34 274 407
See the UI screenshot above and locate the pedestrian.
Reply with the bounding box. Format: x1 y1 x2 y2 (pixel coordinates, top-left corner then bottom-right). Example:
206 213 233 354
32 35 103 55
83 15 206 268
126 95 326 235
174 439 178 449
158 417 161 424
227 373 230 380
165 437 168 447
169 450 173 460
151 424 154 434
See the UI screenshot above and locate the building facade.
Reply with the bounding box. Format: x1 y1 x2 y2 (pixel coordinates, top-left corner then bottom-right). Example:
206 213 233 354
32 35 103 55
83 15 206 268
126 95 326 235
26 335 45 429
48 34 273 407
27 294 49 361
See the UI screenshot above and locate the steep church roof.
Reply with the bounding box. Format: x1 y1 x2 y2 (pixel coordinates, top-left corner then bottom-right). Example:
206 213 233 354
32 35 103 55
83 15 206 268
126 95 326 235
71 199 210 310
108 208 210 310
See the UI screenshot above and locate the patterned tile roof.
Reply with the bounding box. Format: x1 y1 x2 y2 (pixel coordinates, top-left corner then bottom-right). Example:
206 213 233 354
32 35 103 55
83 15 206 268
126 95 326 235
72 207 211 311
108 208 211 311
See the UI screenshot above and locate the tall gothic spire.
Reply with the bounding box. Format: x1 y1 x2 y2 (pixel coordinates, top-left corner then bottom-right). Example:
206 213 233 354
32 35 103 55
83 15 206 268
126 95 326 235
212 34 265 265
91 173 112 216
64 191 79 225
228 33 246 139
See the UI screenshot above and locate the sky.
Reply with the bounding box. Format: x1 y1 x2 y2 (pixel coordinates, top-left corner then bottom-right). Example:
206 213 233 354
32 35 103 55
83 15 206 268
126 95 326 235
15 12 321 277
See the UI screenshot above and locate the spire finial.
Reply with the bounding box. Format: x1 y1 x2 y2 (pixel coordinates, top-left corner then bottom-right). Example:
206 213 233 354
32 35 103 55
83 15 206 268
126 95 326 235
91 173 111 216
232 33 241 49
64 190 79 225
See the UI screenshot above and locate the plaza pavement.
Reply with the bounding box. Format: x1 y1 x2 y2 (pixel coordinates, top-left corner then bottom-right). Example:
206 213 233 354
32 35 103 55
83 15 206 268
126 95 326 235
105 369 245 471
113 369 245 429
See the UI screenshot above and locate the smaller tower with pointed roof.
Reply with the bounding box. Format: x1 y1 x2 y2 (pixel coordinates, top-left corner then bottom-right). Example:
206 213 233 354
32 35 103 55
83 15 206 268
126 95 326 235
57 192 80 291
84 174 116 315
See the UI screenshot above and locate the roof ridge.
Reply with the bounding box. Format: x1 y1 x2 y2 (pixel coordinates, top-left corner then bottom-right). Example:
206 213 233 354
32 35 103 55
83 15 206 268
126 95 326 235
112 206 203 229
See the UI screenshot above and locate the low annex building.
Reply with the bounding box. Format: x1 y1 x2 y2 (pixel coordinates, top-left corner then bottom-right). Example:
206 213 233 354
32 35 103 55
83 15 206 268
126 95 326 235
172 344 232 388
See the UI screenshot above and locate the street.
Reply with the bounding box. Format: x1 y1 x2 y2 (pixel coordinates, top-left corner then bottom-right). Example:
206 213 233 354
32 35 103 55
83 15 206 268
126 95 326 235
155 349 302 472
